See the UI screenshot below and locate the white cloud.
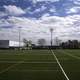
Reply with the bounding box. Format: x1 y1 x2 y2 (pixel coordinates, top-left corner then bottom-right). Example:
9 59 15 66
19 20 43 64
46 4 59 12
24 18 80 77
73 0 80 5
0 12 7 17
4 5 25 16
41 5 47 10
0 19 12 27
41 13 50 18
35 0 60 2
34 8 41 12
33 5 47 13
49 8 56 13
0 14 80 44
32 0 60 4
49 6 56 13
66 6 80 14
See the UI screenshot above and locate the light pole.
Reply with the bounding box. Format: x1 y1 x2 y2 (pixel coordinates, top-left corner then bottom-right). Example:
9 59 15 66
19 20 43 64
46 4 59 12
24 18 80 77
18 27 21 50
50 28 53 47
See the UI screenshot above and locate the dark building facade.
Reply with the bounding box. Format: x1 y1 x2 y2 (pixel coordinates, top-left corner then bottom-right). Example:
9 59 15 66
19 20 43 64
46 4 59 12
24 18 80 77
0 40 9 48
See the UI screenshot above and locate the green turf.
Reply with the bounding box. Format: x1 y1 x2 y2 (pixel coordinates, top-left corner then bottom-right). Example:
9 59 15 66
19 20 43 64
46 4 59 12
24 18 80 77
53 49 80 80
0 49 80 80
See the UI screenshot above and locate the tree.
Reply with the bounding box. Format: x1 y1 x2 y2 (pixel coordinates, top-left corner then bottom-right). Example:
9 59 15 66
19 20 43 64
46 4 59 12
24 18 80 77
55 37 61 46
23 39 32 50
38 38 46 46
72 40 79 48
27 40 32 49
23 38 28 47
67 40 73 48
60 40 80 49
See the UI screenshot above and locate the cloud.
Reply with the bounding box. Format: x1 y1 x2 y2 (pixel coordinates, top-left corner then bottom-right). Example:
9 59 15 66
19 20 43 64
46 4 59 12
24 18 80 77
34 0 60 2
32 5 47 13
0 19 12 28
0 12 7 18
32 0 60 4
0 14 80 44
41 13 50 18
41 5 47 10
49 8 56 13
73 0 80 5
66 6 80 14
4 5 25 16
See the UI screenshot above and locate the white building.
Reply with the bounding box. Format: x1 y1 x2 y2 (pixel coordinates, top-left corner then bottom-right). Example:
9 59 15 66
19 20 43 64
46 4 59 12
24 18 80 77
9 41 24 47
0 40 24 48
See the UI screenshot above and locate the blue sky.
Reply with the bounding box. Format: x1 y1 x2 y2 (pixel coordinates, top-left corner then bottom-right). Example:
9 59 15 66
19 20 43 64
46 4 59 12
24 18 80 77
0 0 77 18
0 0 80 44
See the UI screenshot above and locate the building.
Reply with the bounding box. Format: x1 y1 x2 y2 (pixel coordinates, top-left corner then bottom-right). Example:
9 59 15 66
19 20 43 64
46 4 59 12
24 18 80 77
0 40 24 49
0 40 9 48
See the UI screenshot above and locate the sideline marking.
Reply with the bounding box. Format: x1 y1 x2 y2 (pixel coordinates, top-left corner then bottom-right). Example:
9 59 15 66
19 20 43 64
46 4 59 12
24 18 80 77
59 50 80 60
0 61 24 74
51 50 70 80
0 61 56 63
0 54 53 55
0 50 52 74
10 70 60 72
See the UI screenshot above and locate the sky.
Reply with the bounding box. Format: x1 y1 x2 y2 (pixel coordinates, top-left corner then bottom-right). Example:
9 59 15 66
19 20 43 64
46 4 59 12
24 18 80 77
0 0 80 44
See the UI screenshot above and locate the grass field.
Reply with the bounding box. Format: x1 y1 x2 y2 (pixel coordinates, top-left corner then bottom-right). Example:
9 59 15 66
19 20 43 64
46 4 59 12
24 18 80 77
0 49 80 80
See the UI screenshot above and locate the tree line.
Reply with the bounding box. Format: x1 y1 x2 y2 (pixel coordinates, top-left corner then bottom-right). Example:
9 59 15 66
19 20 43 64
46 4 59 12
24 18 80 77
23 38 80 49
60 40 80 49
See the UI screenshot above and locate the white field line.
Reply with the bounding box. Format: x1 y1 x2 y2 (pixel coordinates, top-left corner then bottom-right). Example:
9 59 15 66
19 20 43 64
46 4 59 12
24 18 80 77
59 50 80 60
0 50 53 74
0 61 56 63
0 50 58 74
51 50 70 80
0 54 53 55
10 70 60 72
0 61 24 74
